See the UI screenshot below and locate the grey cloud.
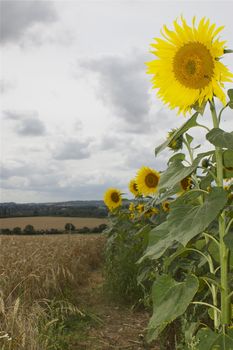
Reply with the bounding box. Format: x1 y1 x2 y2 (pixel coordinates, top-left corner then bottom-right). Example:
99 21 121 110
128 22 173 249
79 50 151 130
0 1 57 44
53 139 91 160
3 110 46 136
0 79 16 94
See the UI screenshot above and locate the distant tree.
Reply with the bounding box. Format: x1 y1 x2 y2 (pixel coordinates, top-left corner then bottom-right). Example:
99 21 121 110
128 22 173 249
12 227 22 235
78 226 90 234
64 223 76 231
24 224 35 235
0 228 11 235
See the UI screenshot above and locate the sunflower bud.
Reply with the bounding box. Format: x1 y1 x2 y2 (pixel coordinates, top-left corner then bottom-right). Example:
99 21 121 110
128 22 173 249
202 158 210 168
167 129 183 151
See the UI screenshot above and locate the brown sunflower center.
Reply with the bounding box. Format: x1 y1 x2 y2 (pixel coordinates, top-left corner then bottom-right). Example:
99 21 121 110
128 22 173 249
181 177 192 191
145 173 159 188
173 42 214 89
111 192 120 203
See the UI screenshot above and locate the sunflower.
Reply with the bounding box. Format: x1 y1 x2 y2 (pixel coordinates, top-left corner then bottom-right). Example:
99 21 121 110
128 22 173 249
129 202 135 212
145 207 159 217
180 176 192 191
128 178 140 196
136 166 160 196
147 17 233 114
162 201 170 212
103 188 122 211
137 204 145 214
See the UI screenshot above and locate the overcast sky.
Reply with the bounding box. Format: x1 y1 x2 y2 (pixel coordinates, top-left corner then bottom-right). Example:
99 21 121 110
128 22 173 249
1 0 233 203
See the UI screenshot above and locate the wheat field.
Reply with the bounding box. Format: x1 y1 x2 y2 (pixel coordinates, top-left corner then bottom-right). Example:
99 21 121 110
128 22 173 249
0 234 105 350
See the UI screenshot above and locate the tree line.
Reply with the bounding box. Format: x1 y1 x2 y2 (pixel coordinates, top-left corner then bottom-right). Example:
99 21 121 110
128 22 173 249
0 223 107 235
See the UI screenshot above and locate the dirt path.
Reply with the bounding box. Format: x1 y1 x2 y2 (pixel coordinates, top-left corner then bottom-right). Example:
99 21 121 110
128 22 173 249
72 268 159 350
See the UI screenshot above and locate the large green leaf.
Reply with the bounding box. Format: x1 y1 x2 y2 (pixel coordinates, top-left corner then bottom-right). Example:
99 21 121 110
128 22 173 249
137 222 172 262
140 188 228 261
147 274 199 342
158 151 213 191
154 112 199 156
168 187 228 246
197 328 233 349
206 128 233 150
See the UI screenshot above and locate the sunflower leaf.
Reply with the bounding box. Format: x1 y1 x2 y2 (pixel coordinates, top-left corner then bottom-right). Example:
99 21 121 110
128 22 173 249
196 327 233 350
206 128 233 150
228 89 233 100
154 112 199 156
147 274 199 342
168 187 228 246
140 188 228 261
158 151 213 191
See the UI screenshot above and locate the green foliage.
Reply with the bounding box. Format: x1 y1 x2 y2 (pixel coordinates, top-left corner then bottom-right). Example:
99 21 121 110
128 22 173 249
104 212 150 303
147 275 199 342
206 128 233 150
197 328 233 349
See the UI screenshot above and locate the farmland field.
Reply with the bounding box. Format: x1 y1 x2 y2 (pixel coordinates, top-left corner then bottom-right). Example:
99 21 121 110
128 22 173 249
0 234 157 350
0 216 108 230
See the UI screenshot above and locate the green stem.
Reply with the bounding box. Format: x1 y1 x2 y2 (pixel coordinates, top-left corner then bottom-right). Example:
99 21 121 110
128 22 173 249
209 100 230 329
191 301 221 314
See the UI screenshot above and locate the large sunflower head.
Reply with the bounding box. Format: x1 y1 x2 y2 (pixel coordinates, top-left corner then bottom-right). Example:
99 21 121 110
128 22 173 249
128 178 140 197
103 188 122 211
147 17 233 114
136 166 160 196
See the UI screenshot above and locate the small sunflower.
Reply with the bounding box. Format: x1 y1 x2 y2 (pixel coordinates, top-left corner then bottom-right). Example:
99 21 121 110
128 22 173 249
162 201 170 212
128 178 140 196
147 17 233 114
104 188 122 211
136 166 160 196
180 176 193 191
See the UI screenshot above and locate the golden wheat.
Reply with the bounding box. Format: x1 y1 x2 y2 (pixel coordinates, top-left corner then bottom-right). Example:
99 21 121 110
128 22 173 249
0 234 105 350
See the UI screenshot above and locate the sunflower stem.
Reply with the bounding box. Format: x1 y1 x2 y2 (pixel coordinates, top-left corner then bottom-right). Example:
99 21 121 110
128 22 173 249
209 99 230 330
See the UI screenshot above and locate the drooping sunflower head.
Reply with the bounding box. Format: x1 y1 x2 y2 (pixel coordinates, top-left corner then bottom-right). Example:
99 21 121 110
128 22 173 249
128 178 140 197
137 204 145 214
162 201 170 212
167 129 183 151
145 207 159 218
103 188 122 211
129 202 135 212
136 166 160 196
147 17 233 114
180 176 193 192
